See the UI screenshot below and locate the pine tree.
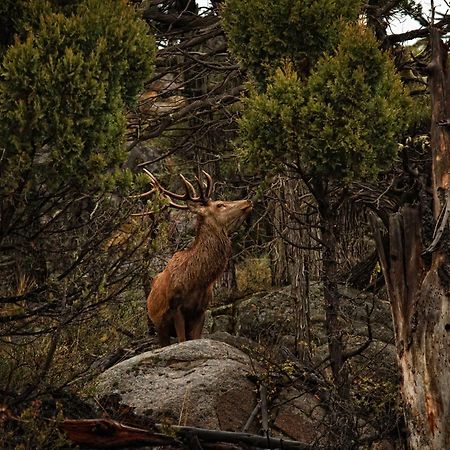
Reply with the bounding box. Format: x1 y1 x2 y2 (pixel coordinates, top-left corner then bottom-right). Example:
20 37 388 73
222 2 412 446
0 0 155 194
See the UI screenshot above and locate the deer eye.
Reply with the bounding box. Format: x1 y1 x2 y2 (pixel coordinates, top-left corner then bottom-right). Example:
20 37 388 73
216 203 225 209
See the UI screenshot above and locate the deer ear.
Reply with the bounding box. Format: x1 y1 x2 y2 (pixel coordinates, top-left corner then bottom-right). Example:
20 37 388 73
186 201 207 215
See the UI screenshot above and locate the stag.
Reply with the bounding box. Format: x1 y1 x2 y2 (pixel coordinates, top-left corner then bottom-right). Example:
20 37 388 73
139 169 252 346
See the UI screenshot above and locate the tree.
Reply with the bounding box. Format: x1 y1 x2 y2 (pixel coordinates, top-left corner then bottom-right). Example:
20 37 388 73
222 0 450 448
370 27 450 449
222 1 413 446
0 0 155 194
0 0 155 413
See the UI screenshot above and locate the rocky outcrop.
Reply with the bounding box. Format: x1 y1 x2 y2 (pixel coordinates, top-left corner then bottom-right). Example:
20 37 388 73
95 339 258 431
208 284 394 351
93 284 397 447
94 338 327 443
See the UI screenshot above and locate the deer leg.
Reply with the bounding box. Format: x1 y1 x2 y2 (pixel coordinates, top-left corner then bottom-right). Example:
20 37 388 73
189 312 206 340
173 307 186 343
157 325 171 347
147 315 156 337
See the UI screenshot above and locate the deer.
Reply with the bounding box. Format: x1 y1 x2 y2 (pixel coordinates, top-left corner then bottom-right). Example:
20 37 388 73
138 169 252 347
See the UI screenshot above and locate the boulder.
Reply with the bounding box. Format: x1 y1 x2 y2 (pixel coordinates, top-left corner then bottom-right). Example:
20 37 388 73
234 287 295 343
94 337 328 444
94 339 258 431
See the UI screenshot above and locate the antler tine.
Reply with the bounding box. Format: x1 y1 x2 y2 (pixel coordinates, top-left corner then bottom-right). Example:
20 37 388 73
138 169 211 209
167 199 189 210
194 173 206 202
129 188 156 199
179 174 201 202
143 168 187 201
202 170 214 199
142 169 191 209
193 170 213 203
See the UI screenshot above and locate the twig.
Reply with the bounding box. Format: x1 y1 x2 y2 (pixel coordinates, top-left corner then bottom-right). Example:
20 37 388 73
422 188 450 254
242 403 260 432
260 383 269 437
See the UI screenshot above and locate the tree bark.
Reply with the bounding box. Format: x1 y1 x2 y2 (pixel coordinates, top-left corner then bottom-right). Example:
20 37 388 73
270 176 291 287
371 27 450 449
285 178 313 361
319 203 349 400
371 206 450 449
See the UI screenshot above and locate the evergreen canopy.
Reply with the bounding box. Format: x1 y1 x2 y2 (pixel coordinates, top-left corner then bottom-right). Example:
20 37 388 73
222 2 411 183
0 0 155 194
221 0 361 86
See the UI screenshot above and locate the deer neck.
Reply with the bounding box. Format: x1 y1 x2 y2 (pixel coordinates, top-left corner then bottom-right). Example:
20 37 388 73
190 221 231 284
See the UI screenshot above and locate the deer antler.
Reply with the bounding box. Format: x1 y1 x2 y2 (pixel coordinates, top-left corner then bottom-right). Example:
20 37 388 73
139 169 214 210
194 170 213 202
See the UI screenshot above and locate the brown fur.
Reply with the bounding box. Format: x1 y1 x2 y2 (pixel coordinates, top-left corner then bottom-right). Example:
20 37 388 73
147 199 252 346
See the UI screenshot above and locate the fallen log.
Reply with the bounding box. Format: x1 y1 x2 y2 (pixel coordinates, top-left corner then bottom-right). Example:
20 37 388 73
61 418 322 449
61 419 182 448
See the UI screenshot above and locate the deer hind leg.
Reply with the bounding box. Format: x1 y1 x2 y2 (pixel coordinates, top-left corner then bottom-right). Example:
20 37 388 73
173 307 186 343
188 312 206 340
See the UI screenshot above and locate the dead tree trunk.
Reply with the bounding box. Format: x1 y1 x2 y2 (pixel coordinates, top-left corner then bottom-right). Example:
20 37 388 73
60 418 317 450
371 27 450 449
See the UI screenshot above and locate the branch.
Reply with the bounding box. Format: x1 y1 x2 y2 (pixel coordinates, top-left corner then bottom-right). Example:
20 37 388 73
260 383 269 436
130 84 244 147
422 188 450 254
379 0 403 16
342 302 374 362
61 418 323 450
386 17 449 44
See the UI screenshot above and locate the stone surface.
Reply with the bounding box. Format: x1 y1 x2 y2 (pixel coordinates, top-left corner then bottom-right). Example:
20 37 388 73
208 284 395 363
94 283 398 447
272 387 325 443
94 339 257 431
234 287 295 343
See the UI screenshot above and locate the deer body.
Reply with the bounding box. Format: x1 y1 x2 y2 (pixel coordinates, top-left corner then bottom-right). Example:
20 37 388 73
141 171 252 346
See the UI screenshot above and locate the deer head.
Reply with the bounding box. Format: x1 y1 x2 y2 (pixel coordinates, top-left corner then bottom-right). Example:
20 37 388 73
142 169 252 235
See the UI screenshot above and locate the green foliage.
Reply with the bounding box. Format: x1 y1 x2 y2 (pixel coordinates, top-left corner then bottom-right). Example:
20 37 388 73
237 63 305 173
237 24 411 183
0 0 155 194
221 0 361 86
0 0 75 58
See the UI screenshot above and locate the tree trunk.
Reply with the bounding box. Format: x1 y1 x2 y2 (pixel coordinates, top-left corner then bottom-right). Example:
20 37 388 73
319 203 349 400
371 27 450 449
318 198 359 449
284 178 313 361
371 207 450 449
215 257 237 304
270 176 291 286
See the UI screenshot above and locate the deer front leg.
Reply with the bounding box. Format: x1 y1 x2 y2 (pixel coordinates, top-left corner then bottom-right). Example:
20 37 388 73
188 312 206 340
157 325 171 347
173 307 186 343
